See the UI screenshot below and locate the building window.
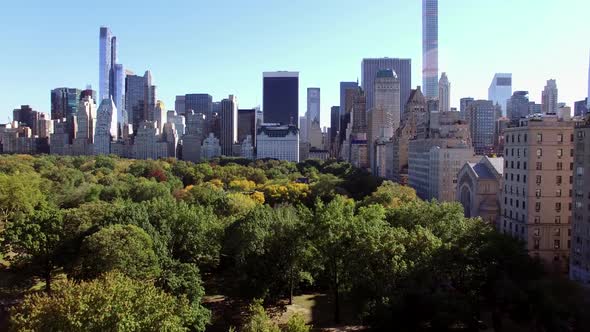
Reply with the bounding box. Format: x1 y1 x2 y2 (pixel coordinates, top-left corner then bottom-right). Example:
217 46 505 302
556 189 562 197
537 133 543 143
536 162 542 170
556 202 562 212
570 149 574 157
518 134 521 143
536 189 542 197
557 149 563 158
554 228 561 236
577 167 584 176
523 162 527 169
554 240 561 250
534 228 540 237
534 239 540 250
534 216 541 224
517 161 520 169
557 162 563 170
558 133 563 142
556 176 562 185
511 161 514 169
555 216 561 224
536 175 542 185
535 203 541 212
524 134 528 142
524 148 527 157
537 148 542 157
523 175 527 183
505 160 508 168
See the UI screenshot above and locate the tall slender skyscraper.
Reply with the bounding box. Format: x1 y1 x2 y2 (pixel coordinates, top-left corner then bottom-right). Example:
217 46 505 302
220 95 238 156
488 73 512 116
361 58 411 119
306 88 320 142
99 27 125 135
438 72 450 112
542 79 558 114
422 0 438 99
263 72 299 127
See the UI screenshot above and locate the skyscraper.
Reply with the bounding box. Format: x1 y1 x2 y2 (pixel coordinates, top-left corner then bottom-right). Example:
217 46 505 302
263 72 299 127
51 88 81 120
220 95 238 156
99 27 125 132
460 97 475 120
438 73 450 112
361 58 411 118
125 70 155 133
307 87 320 128
340 81 358 116
330 106 340 150
94 99 117 155
506 91 530 122
542 79 558 114
488 73 512 115
238 108 256 145
422 0 438 99
466 100 496 155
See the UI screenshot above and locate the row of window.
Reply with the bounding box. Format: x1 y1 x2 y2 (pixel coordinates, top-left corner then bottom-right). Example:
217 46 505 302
506 132 573 145
504 147 574 158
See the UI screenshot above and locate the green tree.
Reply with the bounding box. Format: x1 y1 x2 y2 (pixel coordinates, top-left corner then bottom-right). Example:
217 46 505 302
9 272 210 332
2 206 64 293
241 299 280 332
77 224 161 280
361 180 417 208
0 172 44 225
283 314 310 332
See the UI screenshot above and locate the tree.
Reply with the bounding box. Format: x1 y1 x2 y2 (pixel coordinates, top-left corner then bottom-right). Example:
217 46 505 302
361 181 417 208
0 172 44 225
283 314 310 332
9 272 210 332
77 224 161 280
2 206 64 293
241 299 280 332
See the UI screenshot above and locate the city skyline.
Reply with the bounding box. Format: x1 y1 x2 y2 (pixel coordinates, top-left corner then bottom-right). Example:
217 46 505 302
1 0 589 128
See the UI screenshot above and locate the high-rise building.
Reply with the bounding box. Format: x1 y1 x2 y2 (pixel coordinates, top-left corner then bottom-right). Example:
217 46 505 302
500 114 574 272
94 99 118 155
467 100 496 155
571 118 590 284
133 121 170 160
351 87 367 134
422 0 438 99
574 99 589 117
340 82 358 116
361 58 411 119
307 87 320 127
488 73 512 116
175 95 186 115
330 106 340 143
256 124 299 162
542 79 558 114
125 71 155 133
529 102 542 115
184 94 213 120
299 116 308 143
506 91 531 123
459 97 474 120
71 96 97 156
12 105 40 136
438 72 450 112
263 72 299 127
220 95 238 156
99 27 125 131
167 110 185 137
201 133 222 160
238 108 256 145
153 100 165 133
51 88 82 120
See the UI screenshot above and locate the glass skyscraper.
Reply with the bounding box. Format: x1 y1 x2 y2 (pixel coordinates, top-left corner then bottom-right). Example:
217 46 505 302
361 58 411 120
262 72 299 127
51 88 81 120
422 0 438 99
99 27 125 135
488 73 512 116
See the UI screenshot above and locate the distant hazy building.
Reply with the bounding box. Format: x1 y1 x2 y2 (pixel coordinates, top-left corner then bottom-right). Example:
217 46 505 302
422 0 438 99
438 72 450 112
574 99 588 117
571 117 590 283
340 82 358 114
459 97 474 120
175 95 186 115
184 94 213 123
529 102 542 115
488 73 512 115
153 100 165 132
133 121 169 160
307 87 321 129
71 96 97 156
263 72 299 127
167 110 185 137
220 95 238 156
94 99 118 155
50 119 71 155
99 27 125 129
256 124 299 162
361 58 411 119
457 156 504 224
542 79 558 114
241 135 255 159
125 70 155 133
507 91 531 123
13 105 40 136
330 106 340 153
299 116 308 143
500 114 574 272
467 100 496 155
0 122 37 155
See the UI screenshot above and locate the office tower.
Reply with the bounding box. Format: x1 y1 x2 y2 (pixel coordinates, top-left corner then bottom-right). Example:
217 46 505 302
238 108 256 145
50 119 71 155
494 116 510 156
340 82 358 115
307 87 320 129
308 121 323 150
0 122 36 154
361 58 411 118
529 102 542 115
51 88 81 120
99 27 125 130
256 124 299 162
571 120 590 283
220 95 238 156
422 0 438 99
459 97 475 120
542 79 558 114
488 74 512 115
182 111 206 163
125 70 155 133
94 99 118 155
133 121 170 160
506 91 531 122
299 116 308 142
574 99 589 117
500 114 574 272
263 72 299 126
184 94 213 133
241 135 255 160
467 100 496 155
330 106 340 147
71 96 97 156
456 156 504 223
175 95 186 115
201 133 222 160
351 88 367 134
37 113 52 139
12 105 40 136
161 122 179 158
438 72 450 112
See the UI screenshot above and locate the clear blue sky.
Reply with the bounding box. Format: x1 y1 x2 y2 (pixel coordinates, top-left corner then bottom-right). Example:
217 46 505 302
1 0 588 127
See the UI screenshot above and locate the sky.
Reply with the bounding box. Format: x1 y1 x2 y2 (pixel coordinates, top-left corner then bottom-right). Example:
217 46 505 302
0 0 589 128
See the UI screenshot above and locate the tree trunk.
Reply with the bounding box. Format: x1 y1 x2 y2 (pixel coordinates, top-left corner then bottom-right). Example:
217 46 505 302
44 268 52 294
289 266 294 305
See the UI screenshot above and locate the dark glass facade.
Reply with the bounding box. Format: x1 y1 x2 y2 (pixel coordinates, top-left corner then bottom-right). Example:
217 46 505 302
238 108 256 145
263 74 298 127
51 88 81 120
